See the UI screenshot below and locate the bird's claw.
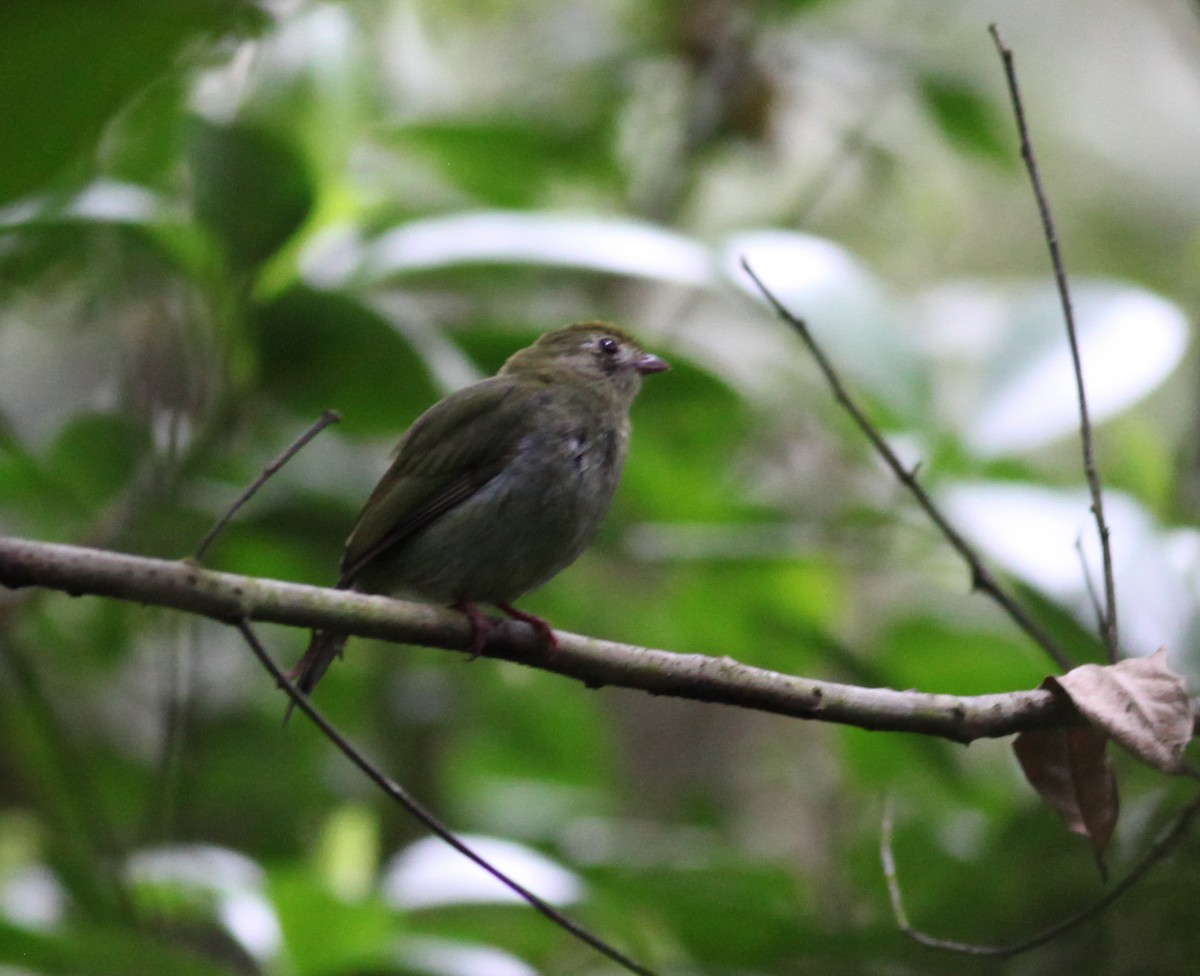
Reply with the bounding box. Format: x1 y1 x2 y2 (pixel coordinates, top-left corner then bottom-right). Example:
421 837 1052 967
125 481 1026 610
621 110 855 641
497 602 558 655
455 601 496 659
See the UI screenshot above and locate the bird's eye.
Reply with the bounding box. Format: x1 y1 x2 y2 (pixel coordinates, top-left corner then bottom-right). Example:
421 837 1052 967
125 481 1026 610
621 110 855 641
598 336 619 356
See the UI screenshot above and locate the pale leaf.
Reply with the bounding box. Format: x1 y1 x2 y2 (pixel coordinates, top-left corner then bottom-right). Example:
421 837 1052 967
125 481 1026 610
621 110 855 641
1055 648 1191 774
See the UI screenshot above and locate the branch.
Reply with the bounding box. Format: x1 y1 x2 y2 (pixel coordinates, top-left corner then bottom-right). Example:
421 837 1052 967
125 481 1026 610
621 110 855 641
194 410 341 561
236 619 658 976
882 789 1200 956
989 24 1118 661
740 259 1075 672
0 535 1080 743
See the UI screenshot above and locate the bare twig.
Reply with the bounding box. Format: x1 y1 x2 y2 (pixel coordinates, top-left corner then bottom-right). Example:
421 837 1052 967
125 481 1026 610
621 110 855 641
989 24 1118 662
233 620 658 976
194 410 341 561
882 789 1200 956
1076 534 1107 638
0 535 1081 742
740 259 1074 672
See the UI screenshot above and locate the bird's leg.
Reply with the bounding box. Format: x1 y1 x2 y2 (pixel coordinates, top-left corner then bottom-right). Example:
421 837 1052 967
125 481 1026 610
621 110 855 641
454 600 495 658
496 603 558 653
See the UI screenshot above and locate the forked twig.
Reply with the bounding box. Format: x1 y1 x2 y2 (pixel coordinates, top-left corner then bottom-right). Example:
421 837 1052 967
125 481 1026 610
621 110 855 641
233 620 659 976
882 791 1200 956
741 259 1073 672
989 24 1119 662
194 410 342 561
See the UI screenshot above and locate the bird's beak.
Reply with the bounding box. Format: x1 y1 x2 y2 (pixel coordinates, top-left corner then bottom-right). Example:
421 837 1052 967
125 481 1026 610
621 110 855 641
636 352 670 375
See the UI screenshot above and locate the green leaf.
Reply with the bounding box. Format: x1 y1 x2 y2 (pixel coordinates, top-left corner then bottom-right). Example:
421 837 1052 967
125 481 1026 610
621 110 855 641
881 616 1045 697
252 286 437 436
0 0 265 205
918 76 1011 162
99 77 192 188
207 499 353 585
315 804 381 902
0 917 239 976
391 119 616 207
447 663 618 803
621 357 754 520
270 867 395 976
188 118 315 271
0 413 150 535
44 413 151 514
0 431 54 515
593 861 806 969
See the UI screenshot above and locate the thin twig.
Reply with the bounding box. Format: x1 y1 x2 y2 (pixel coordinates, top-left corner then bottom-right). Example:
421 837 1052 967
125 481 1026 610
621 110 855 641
233 619 660 976
1075 534 1106 638
194 410 341 561
740 259 1074 672
882 789 1200 956
989 24 1118 662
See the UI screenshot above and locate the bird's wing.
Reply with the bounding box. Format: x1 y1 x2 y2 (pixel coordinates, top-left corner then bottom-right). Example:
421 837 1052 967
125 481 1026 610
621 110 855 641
338 377 545 584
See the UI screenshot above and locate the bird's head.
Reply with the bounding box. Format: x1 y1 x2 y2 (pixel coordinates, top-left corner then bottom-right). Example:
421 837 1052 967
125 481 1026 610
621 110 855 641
502 321 669 403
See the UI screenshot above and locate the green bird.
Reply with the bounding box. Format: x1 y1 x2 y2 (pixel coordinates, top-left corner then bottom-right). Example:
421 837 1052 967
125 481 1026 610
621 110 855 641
288 321 669 702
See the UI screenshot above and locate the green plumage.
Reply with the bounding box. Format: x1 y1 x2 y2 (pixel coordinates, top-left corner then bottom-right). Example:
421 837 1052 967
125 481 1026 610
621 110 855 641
288 321 668 701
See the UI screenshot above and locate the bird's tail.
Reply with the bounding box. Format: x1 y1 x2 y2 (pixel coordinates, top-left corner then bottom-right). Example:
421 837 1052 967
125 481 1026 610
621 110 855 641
283 629 347 723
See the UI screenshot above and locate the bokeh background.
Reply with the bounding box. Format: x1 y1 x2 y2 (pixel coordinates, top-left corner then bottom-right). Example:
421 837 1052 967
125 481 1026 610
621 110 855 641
2 1 1200 973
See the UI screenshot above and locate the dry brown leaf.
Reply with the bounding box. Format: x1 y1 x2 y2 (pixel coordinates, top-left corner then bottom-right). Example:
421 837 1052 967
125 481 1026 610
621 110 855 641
1055 648 1192 774
1065 725 1119 877
1012 650 1191 875
1013 690 1119 877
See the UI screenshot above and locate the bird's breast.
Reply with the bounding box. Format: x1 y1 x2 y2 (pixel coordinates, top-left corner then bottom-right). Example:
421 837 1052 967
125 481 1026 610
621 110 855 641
361 419 628 604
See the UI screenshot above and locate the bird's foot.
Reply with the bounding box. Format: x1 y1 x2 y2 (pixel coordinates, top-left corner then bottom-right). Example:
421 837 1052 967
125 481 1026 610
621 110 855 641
497 603 558 654
455 601 496 659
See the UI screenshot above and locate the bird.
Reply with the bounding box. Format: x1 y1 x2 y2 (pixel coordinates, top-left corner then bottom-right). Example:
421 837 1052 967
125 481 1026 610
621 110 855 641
286 321 669 704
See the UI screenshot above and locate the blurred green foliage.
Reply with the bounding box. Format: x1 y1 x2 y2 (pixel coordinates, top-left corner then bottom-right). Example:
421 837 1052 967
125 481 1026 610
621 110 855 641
1 1 1199 975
